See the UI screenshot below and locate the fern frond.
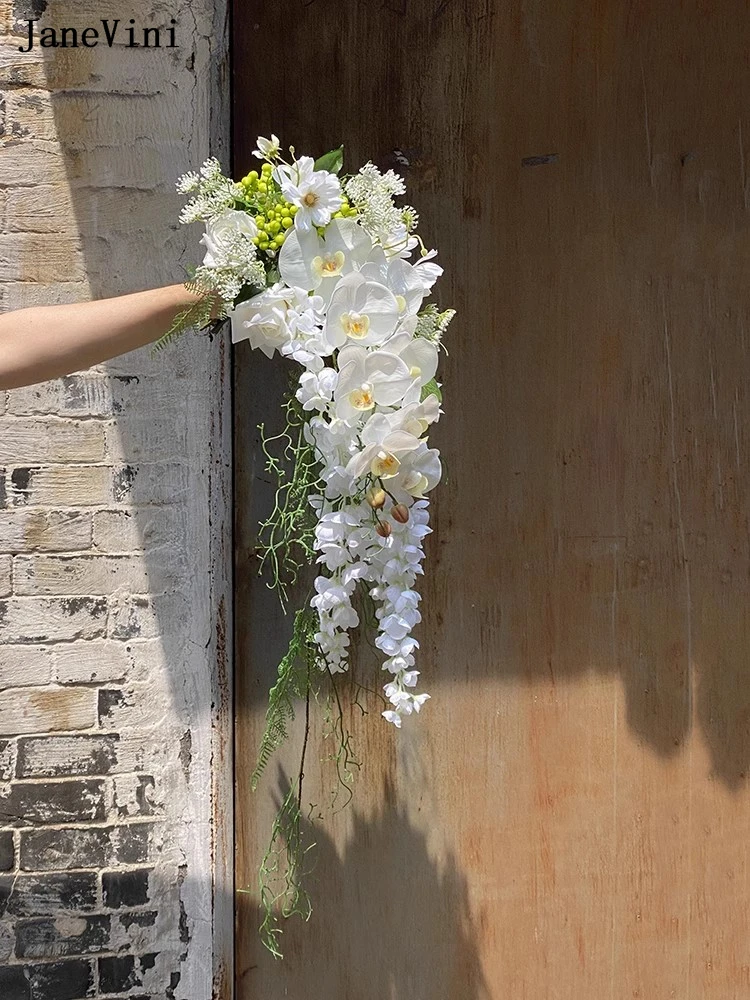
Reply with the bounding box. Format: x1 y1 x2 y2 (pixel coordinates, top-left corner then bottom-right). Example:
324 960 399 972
150 283 216 356
252 606 321 790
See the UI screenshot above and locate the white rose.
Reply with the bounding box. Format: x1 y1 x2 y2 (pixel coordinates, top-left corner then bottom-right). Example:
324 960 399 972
228 284 293 358
200 210 258 267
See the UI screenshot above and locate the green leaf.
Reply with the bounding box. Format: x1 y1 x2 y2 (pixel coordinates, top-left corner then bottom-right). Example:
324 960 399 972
314 145 344 175
420 378 443 403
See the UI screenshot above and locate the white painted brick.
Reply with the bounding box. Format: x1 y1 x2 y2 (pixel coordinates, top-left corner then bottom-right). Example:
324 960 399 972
0 686 96 735
0 282 92 311
5 465 118 507
13 553 176 596
103 415 188 463
0 44 166 92
5 90 58 141
92 508 182 552
0 510 92 552
0 235 85 282
117 463 193 506
65 142 172 190
6 185 86 234
0 141 69 187
0 596 107 643
0 554 9 597
0 0 231 989
54 639 129 684
0 644 54 687
107 592 188 641
6 375 113 416
0 418 106 463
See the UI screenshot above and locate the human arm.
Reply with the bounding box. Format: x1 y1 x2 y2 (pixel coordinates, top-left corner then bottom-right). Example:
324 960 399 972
0 283 217 391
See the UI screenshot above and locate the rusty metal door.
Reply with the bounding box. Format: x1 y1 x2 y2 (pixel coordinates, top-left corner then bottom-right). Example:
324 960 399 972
233 2 750 996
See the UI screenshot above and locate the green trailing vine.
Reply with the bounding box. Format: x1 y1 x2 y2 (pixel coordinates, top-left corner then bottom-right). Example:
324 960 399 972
250 387 363 958
256 391 322 611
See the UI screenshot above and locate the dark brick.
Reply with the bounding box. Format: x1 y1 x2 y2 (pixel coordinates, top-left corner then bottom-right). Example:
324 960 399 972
0 740 14 781
98 953 157 994
21 828 108 872
0 958 94 1000
116 910 158 933
16 915 111 959
10 467 33 504
102 868 152 909
0 830 15 871
29 959 94 999
21 824 151 872
0 872 97 917
0 965 28 1000
16 735 122 779
112 466 137 501
97 689 126 725
0 781 105 827
111 824 151 865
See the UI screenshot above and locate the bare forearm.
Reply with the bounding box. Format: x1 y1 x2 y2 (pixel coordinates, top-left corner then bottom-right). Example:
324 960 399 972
0 284 212 391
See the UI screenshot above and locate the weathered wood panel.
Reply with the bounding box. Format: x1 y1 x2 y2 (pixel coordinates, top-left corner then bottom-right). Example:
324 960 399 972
234 1 750 996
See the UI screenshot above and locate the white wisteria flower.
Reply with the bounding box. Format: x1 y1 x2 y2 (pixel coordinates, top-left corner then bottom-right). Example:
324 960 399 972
274 156 343 231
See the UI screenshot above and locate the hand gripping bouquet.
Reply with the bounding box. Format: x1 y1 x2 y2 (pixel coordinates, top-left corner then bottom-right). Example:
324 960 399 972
163 136 455 954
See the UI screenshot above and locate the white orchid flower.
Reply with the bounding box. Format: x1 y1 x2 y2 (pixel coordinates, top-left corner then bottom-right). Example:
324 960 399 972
325 272 401 350
387 442 442 500
413 248 443 290
346 412 422 482
200 209 258 267
360 247 434 318
380 331 439 388
253 134 280 160
333 345 413 423
279 219 371 303
273 156 343 231
393 394 441 437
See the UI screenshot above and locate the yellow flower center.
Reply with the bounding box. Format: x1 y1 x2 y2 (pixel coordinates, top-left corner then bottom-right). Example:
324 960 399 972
303 192 318 207
312 251 346 279
409 365 421 378
349 382 375 410
370 450 401 479
340 311 371 340
395 294 407 313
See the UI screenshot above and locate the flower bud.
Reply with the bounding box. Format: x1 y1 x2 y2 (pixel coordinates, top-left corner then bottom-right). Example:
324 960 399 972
392 503 410 523
367 488 387 510
376 521 392 538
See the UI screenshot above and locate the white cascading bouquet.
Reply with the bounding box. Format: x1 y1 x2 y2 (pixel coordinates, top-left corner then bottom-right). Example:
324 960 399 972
160 136 454 953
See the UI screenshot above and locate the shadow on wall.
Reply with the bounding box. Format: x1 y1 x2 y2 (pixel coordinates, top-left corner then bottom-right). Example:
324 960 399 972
236 769 491 1000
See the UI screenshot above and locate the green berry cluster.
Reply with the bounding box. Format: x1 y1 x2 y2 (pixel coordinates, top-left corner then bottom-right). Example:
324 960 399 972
240 162 297 252
331 197 357 220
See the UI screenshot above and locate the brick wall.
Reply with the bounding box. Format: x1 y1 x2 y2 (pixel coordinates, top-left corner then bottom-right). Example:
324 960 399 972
0 2 232 998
